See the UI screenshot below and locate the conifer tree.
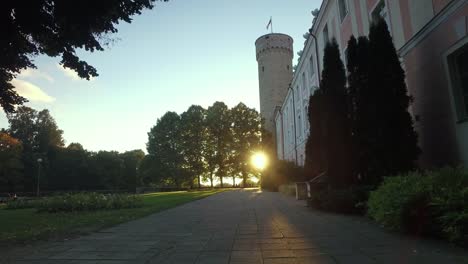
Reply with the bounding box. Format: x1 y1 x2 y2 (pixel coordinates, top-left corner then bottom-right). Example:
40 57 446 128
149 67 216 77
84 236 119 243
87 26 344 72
305 39 354 187
346 36 371 182
366 18 420 180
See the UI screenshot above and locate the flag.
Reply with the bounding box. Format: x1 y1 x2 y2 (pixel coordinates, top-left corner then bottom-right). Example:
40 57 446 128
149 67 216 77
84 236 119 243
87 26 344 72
266 17 272 30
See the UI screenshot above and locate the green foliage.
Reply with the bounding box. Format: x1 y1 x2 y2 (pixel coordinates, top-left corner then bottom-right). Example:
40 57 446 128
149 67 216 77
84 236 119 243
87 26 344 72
368 167 468 244
230 103 262 187
305 39 354 187
0 133 24 191
180 105 207 188
205 102 232 187
1 0 166 113
362 17 419 181
367 171 433 232
6 199 40 210
308 186 372 214
35 193 143 213
0 190 222 243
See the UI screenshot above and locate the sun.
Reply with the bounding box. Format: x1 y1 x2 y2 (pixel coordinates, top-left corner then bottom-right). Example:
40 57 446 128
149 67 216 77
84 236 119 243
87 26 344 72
251 152 268 170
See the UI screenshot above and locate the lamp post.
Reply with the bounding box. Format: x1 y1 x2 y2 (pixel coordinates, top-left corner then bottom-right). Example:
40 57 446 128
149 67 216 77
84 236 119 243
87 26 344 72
36 158 42 197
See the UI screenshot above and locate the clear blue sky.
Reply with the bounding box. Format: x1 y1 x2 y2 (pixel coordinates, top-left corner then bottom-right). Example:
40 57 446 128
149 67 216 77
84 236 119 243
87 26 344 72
0 0 322 153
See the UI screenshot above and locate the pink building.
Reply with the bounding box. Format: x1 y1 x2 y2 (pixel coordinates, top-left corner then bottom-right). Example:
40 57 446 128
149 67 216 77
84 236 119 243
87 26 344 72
272 0 468 168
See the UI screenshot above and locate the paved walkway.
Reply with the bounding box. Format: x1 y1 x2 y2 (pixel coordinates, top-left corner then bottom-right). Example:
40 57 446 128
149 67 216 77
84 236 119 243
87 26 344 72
2 189 467 264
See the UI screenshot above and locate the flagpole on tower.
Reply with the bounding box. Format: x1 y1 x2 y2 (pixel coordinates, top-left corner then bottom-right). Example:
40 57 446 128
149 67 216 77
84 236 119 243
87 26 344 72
266 16 273 34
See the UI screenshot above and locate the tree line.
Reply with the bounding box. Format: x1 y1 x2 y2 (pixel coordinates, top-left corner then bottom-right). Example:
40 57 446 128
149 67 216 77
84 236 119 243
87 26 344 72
0 101 263 193
305 17 420 187
0 106 145 193
141 102 263 188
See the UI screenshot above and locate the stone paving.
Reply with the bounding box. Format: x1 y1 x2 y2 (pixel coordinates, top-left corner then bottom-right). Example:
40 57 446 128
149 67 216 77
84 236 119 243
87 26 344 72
2 189 468 264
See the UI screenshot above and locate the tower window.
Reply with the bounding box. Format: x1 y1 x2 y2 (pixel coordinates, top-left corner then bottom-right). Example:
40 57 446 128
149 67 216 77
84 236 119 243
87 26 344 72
262 66 265 72
287 65 290 70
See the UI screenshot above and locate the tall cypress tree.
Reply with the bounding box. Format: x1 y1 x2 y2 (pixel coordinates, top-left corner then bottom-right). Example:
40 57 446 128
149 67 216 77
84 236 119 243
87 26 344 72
346 36 372 183
305 39 354 187
367 18 420 180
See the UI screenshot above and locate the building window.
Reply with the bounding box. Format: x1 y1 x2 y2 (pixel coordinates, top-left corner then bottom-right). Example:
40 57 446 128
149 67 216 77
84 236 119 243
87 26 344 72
287 65 290 70
371 0 391 32
449 43 468 121
338 0 348 22
262 66 265 72
309 56 315 78
323 24 329 47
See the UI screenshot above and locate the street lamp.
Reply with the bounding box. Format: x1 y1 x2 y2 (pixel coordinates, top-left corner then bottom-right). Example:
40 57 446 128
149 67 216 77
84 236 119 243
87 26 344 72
36 158 42 197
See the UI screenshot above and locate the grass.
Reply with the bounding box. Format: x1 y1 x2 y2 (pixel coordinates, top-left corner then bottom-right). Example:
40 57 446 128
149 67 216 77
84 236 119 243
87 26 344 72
0 189 225 244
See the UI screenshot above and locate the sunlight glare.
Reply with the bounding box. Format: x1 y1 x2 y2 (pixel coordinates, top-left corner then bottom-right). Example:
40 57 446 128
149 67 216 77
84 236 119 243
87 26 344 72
251 152 268 170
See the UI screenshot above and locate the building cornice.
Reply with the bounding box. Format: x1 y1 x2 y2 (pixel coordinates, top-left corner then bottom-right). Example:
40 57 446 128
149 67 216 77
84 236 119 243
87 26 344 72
398 0 467 56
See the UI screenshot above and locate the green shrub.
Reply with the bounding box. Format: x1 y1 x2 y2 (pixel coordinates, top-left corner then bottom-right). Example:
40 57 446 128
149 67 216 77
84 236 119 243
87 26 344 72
367 171 433 232
308 185 372 214
368 167 468 244
6 199 41 210
429 168 468 244
35 193 143 213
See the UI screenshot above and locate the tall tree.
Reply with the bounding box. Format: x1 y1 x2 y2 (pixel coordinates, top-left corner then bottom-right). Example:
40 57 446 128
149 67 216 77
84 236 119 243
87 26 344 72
346 36 372 182
305 39 354 187
147 111 188 187
206 102 232 187
305 89 327 177
7 106 65 191
180 105 207 188
366 18 420 181
89 151 124 190
48 143 89 190
1 0 167 113
230 103 262 187
120 149 145 192
0 133 24 192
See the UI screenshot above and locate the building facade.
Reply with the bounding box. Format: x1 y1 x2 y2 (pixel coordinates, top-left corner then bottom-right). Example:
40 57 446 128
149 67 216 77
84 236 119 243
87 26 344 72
259 0 468 168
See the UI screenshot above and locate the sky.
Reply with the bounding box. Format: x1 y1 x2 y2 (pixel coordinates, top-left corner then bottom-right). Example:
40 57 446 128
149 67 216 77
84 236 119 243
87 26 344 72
0 0 322 153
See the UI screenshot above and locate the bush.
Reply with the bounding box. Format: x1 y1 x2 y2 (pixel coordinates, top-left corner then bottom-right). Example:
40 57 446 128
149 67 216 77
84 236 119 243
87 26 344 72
368 167 468 245
6 198 41 210
37 192 143 213
308 185 372 214
6 193 143 213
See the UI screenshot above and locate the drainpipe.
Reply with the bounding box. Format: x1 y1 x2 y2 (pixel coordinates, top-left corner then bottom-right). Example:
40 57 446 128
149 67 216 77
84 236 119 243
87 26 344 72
289 85 299 165
308 28 321 86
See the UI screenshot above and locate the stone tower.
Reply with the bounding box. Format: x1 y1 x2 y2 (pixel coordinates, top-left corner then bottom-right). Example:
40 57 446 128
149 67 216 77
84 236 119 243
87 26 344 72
255 33 293 134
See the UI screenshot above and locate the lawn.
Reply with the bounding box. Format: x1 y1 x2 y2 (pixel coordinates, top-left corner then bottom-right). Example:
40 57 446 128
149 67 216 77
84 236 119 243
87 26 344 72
0 189 224 244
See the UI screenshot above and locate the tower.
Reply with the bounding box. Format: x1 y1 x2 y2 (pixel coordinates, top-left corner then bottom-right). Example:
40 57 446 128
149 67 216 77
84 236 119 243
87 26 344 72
255 33 294 134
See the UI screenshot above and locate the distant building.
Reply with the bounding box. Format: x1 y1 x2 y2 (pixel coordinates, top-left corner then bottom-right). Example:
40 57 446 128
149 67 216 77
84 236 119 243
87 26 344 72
255 33 294 134
256 0 468 168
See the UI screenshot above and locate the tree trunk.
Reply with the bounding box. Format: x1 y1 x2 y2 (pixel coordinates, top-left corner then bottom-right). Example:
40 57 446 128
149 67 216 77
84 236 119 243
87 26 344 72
210 172 213 188
232 176 235 187
220 176 223 188
198 175 201 189
243 172 247 188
